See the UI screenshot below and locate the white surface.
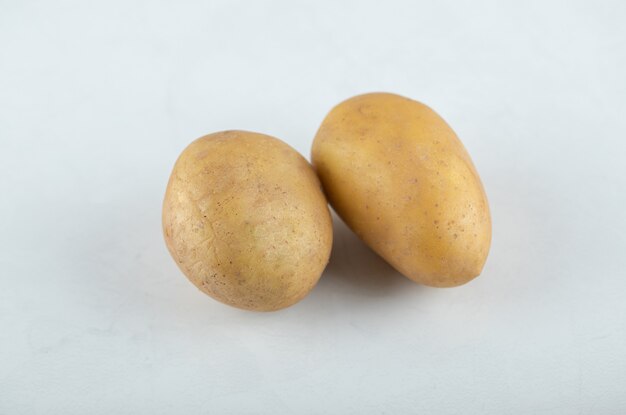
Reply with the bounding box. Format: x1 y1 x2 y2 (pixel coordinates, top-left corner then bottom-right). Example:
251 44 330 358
1 1 626 413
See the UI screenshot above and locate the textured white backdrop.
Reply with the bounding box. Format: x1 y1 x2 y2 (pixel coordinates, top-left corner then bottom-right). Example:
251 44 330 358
1 1 626 413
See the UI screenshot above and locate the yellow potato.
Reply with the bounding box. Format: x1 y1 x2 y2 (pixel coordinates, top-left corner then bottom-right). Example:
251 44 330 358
311 93 491 287
163 131 333 311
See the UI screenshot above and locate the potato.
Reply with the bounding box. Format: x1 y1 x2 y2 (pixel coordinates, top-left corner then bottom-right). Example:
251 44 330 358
163 131 333 311
311 93 491 287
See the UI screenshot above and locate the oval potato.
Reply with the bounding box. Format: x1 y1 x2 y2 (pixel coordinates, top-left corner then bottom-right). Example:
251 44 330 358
311 93 491 287
163 131 333 311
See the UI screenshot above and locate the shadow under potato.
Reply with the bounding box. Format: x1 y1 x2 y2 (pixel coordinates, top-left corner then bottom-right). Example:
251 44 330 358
318 213 419 298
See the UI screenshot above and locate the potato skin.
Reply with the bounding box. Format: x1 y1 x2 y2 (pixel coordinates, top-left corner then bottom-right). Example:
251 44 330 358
311 93 491 287
163 131 332 311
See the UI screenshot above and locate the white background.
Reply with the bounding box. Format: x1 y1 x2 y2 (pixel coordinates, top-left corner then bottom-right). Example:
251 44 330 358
1 1 626 413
